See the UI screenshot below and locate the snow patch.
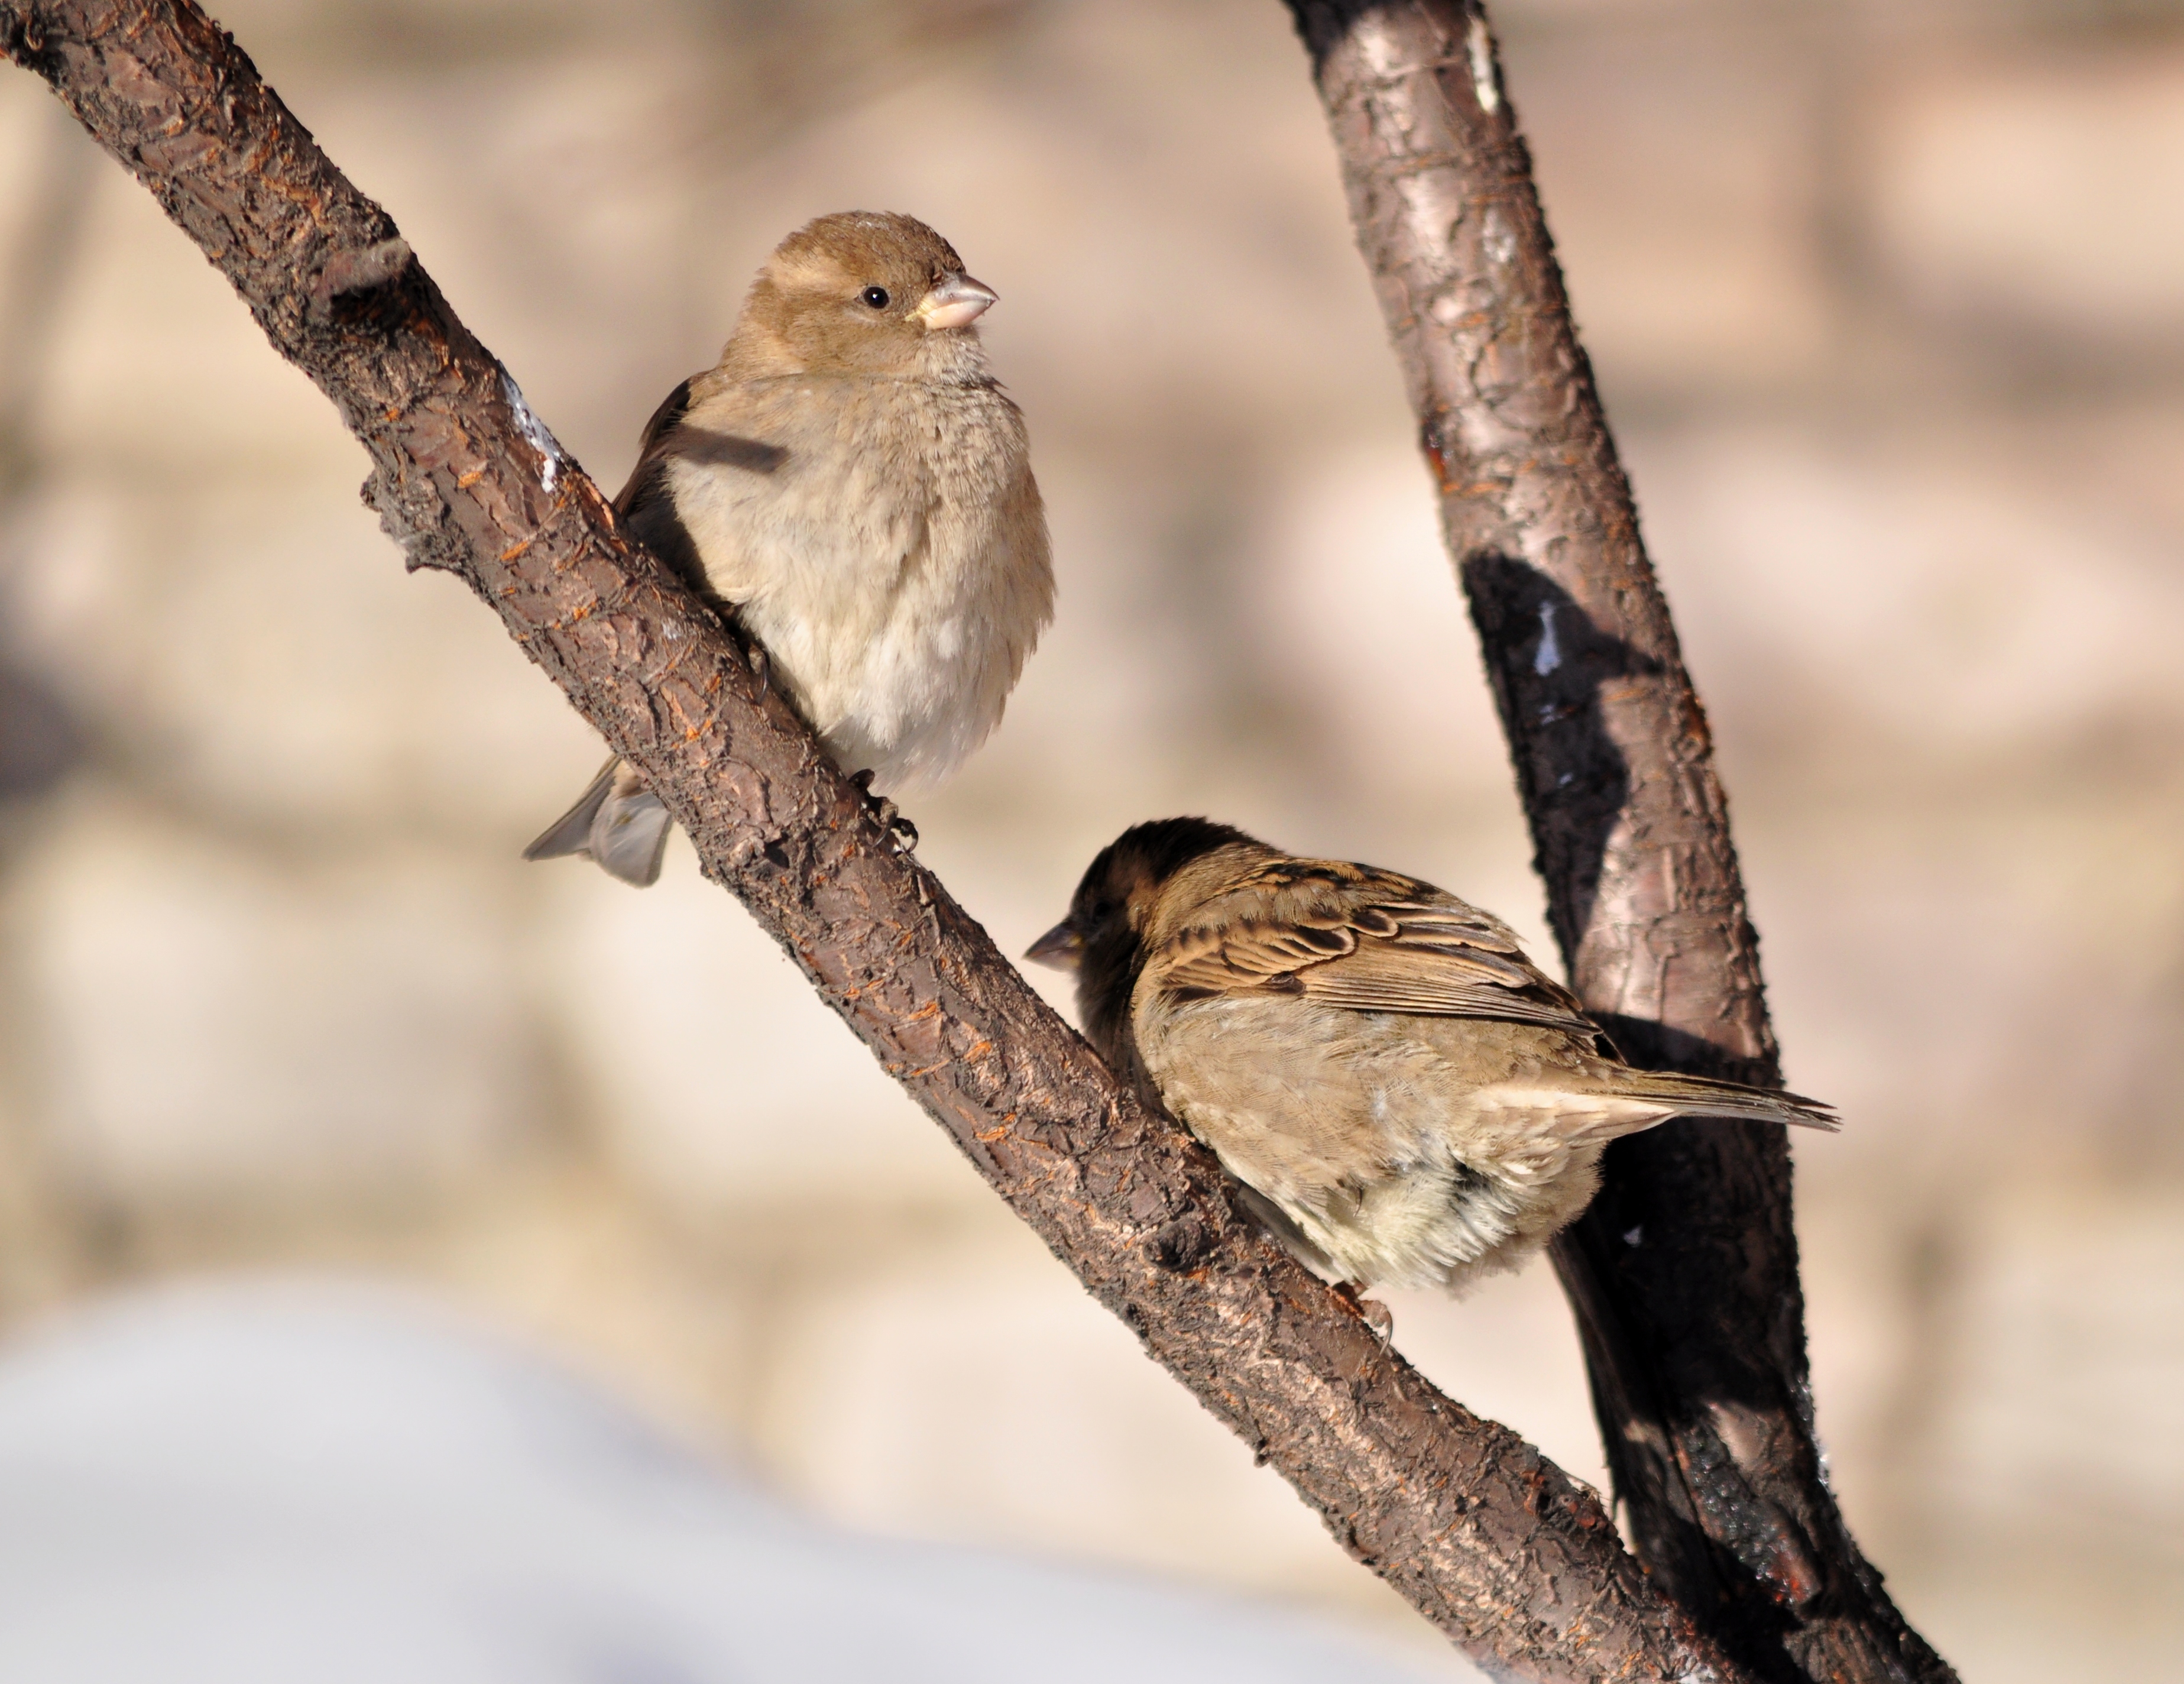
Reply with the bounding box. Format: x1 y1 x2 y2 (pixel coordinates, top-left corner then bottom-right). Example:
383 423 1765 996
499 368 566 495
1466 13 1501 115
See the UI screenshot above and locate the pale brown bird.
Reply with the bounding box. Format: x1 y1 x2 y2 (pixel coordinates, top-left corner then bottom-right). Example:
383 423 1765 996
1029 819 1836 1296
527 210 1053 885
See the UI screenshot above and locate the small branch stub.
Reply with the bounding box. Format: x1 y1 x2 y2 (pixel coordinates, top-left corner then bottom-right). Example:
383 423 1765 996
308 234 413 322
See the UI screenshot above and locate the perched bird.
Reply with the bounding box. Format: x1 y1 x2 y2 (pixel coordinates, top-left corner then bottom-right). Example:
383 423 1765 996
527 210 1053 885
1028 819 1836 1296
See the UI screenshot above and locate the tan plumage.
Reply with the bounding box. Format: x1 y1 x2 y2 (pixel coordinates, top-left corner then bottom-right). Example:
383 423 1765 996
527 210 1052 885
1029 819 1835 1294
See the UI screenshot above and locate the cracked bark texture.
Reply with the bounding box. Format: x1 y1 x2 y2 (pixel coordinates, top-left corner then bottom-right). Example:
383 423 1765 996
1281 4 1956 1683
0 2 1755 1680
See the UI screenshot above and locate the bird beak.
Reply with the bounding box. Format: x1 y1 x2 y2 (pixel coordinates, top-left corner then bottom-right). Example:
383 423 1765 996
916 273 997 332
1025 921 1083 972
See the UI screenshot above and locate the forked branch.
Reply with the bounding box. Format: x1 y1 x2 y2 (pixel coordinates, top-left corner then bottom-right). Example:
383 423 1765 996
1282 3 1955 1680
2 2 1752 1680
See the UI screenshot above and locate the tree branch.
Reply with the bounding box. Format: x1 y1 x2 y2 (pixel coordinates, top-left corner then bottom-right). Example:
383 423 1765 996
2 2 1751 1679
1279 4 1955 1682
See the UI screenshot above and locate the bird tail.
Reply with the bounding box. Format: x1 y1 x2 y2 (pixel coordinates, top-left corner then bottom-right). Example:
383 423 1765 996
523 756 673 888
1609 1068 1839 1132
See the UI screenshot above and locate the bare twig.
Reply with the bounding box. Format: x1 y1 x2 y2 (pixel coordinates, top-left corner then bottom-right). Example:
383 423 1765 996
1281 4 1955 1682
1 2 1754 1679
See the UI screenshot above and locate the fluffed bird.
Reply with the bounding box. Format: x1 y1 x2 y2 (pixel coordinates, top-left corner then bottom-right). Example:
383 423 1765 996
527 210 1053 885
1029 818 1836 1296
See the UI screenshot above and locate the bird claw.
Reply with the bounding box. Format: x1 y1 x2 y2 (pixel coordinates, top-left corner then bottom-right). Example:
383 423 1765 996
850 769 919 852
746 640 770 689
1334 1280 1395 1346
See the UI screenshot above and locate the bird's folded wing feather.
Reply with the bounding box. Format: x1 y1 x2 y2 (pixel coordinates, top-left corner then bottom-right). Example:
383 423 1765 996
611 375 719 603
1153 872 1598 1035
615 377 698 515
614 372 806 611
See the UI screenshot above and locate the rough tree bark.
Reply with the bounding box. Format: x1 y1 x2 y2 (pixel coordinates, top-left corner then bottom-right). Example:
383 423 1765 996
1281 5 1955 1683
0 3 1752 1680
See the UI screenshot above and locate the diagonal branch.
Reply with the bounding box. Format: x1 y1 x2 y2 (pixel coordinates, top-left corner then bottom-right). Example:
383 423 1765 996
1280 4 1956 1682
3 2 1752 1680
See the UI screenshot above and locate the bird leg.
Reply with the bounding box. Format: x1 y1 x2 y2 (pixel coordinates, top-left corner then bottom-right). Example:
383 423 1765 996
1333 1279 1395 1345
850 767 919 851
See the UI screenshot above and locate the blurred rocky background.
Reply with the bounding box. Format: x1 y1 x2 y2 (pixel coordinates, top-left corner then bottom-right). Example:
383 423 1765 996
0 0 2179 1677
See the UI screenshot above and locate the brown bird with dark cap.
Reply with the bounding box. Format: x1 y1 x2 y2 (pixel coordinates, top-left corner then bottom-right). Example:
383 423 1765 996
528 210 1052 885
1030 819 1836 1297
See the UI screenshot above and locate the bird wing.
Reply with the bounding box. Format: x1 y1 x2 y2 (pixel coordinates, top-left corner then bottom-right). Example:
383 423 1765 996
611 377 717 603
613 373 802 613
1152 866 1596 1035
615 377 697 514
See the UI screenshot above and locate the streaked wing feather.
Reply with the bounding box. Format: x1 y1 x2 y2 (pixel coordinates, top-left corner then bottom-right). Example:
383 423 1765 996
1153 869 1595 1035
1303 974 1593 1028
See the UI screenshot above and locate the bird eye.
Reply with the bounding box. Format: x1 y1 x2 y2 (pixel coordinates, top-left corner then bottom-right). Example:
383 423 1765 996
860 286 890 309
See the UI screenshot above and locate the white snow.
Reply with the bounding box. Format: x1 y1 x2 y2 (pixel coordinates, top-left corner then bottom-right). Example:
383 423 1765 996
0 1280 1473 1684
1466 15 1501 116
500 369 566 494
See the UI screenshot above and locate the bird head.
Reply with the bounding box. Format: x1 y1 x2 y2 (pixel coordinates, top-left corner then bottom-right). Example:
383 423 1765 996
1029 818 1258 1058
726 210 999 378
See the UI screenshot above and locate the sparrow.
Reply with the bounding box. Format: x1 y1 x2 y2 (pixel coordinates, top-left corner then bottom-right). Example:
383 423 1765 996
526 210 1053 885
1028 819 1836 1296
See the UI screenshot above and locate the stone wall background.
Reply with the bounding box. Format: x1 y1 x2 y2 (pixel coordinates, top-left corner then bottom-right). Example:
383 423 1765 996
1 1 2180 1677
